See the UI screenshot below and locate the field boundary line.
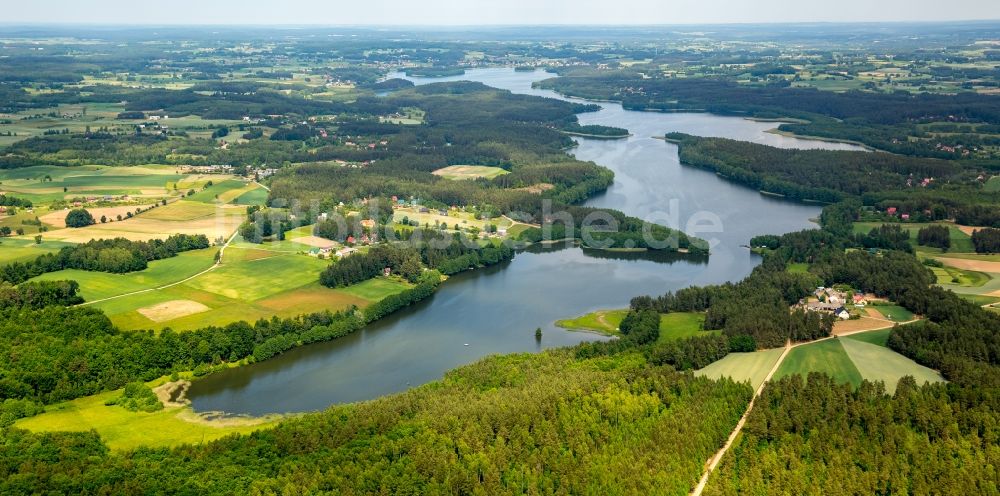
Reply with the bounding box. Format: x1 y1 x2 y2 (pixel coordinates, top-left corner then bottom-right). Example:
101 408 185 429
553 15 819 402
77 229 240 307
689 319 921 495
690 340 791 496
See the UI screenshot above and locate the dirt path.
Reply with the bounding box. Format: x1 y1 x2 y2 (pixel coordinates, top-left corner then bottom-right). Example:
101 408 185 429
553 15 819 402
78 229 240 307
594 311 614 330
690 341 791 495
689 321 921 495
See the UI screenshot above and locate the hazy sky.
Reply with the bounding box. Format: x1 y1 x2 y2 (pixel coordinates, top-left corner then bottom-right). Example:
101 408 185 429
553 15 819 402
3 0 998 25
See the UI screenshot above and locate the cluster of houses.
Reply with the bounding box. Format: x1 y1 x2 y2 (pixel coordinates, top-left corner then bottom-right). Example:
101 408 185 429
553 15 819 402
184 164 233 174
70 194 132 208
802 287 868 320
935 143 971 157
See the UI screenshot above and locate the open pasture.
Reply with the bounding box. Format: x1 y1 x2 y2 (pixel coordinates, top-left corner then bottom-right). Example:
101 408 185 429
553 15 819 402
934 256 1000 274
186 179 252 203
840 338 944 390
0 165 184 203
775 339 863 387
40 205 145 227
927 262 991 287
853 222 975 253
39 203 245 243
431 165 510 180
14 382 274 451
555 309 628 334
89 248 408 331
696 347 785 389
234 187 269 205
844 328 891 347
0 237 75 265
30 248 218 301
657 312 718 343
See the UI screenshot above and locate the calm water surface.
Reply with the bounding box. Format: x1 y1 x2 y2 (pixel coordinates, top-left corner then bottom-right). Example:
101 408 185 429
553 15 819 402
188 69 862 415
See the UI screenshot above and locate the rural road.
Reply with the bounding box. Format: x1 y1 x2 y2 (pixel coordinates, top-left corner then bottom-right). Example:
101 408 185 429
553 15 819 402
78 229 240 307
77 180 269 307
689 320 919 495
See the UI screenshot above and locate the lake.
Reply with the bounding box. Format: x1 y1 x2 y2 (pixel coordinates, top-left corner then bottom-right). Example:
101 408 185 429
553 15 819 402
187 68 862 416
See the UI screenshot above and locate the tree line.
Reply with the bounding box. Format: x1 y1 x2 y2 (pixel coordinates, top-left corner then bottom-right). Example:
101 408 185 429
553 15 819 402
0 234 209 285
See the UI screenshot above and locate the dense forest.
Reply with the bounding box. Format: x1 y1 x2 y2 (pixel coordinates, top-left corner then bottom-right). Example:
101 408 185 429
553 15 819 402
665 133 1000 229
666 133 963 203
0 351 752 495
2 198 997 493
1 25 999 494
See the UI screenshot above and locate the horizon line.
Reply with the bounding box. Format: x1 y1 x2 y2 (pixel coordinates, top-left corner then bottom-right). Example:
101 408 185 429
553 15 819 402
1 19 999 28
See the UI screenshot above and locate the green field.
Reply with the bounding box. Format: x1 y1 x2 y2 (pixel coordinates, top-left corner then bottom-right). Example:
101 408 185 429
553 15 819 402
184 251 329 301
985 175 1000 192
139 200 219 221
339 277 414 301
775 339 863 387
15 380 275 451
853 222 975 254
87 247 409 331
234 187 270 206
555 310 716 341
431 165 510 181
696 347 785 389
657 312 719 343
774 334 944 390
186 179 250 203
927 264 991 287
0 237 75 265
555 309 628 335
31 248 218 301
840 338 944 390
844 328 892 347
786 262 810 274
870 304 915 321
959 294 1000 306
0 165 184 203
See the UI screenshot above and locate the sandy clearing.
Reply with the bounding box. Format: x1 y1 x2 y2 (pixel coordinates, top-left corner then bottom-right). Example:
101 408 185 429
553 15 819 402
137 299 210 322
43 214 244 243
40 205 149 227
292 235 337 248
833 316 890 335
935 256 1000 273
513 183 555 194
955 225 978 236
865 307 886 319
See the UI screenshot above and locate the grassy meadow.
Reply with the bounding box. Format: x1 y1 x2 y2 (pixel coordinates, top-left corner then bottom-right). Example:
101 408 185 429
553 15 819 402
31 247 218 301
555 310 718 341
14 379 276 451
775 339 863 386
82 245 411 331
696 347 786 389
773 330 944 390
